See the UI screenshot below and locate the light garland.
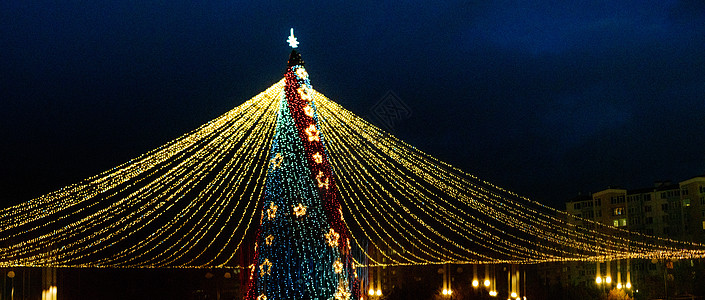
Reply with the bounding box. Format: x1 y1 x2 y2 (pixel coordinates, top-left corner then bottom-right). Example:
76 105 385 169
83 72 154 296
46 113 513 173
2 47 705 274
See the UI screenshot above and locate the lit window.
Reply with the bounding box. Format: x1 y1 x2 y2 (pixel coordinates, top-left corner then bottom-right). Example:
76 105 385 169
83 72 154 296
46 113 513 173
683 199 691 207
613 207 624 216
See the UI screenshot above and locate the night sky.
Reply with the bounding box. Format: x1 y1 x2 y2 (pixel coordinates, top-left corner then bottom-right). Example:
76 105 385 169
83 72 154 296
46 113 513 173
1 1 704 209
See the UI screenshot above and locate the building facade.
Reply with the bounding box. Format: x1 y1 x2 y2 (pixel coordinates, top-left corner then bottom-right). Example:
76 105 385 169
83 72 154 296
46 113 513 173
552 175 705 298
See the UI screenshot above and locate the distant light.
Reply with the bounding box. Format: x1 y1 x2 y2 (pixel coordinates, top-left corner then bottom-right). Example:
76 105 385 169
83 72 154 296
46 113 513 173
368 288 374 296
617 283 622 289
605 276 612 284
595 276 602 284
484 279 491 287
376 289 382 296
626 282 632 289
489 290 497 297
511 292 517 298
442 289 448 295
472 279 479 287
287 28 299 48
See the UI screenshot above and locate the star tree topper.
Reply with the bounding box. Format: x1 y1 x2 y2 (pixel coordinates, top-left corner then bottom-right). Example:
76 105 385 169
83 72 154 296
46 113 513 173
287 28 299 48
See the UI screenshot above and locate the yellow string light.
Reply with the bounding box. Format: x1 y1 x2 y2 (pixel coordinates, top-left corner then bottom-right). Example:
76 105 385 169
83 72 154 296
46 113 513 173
2 78 705 269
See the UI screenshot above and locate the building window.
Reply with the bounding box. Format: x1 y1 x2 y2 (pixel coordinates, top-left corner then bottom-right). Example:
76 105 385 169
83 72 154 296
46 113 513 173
700 186 705 193
663 227 670 234
662 215 669 222
661 203 668 211
574 203 581 210
682 189 689 195
702 221 705 231
645 217 653 224
700 197 704 205
645 194 651 201
661 192 667 199
613 218 627 227
595 198 601 206
683 198 691 207
613 207 624 216
644 206 652 212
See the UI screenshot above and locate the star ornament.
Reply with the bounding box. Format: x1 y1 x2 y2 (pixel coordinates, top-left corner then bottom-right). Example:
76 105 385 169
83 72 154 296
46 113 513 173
305 124 320 142
293 203 307 217
270 153 283 170
312 152 323 164
303 104 314 117
333 258 343 274
325 228 340 248
260 258 272 276
265 234 274 246
267 202 278 220
296 67 308 79
334 279 351 300
287 28 299 48
297 86 312 102
316 171 330 189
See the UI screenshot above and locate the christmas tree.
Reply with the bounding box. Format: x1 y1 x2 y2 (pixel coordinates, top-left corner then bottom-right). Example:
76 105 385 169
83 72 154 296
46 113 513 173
245 30 360 300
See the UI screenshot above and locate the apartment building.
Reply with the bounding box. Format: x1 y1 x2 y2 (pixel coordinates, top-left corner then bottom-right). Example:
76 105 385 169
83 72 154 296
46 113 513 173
553 175 705 297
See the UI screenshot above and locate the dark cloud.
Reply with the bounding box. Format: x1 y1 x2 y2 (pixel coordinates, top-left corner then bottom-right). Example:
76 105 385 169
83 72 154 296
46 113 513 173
1 0 703 208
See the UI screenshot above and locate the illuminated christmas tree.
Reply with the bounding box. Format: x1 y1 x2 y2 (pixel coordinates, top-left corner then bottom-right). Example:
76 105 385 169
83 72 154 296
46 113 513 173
245 29 360 300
